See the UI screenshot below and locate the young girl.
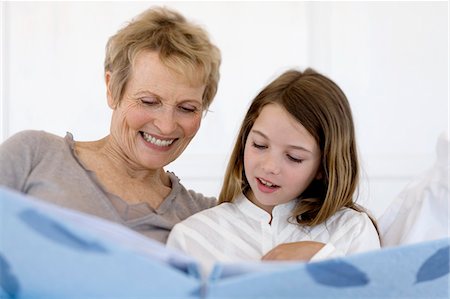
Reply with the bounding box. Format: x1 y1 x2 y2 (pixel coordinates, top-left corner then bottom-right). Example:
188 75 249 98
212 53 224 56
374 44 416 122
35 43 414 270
166 68 380 274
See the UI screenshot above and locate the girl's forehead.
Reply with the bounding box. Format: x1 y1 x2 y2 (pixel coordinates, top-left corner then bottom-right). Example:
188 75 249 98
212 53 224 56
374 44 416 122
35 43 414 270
255 103 291 124
252 104 317 147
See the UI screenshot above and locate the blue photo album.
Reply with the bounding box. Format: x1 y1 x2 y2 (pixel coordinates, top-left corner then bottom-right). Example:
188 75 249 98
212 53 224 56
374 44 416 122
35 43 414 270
0 187 448 299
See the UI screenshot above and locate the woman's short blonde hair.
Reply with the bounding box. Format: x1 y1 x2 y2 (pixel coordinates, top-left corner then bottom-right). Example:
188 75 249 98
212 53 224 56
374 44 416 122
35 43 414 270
104 6 221 109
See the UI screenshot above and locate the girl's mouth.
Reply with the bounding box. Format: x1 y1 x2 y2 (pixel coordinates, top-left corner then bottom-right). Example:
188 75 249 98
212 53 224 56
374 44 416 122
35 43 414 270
257 177 280 193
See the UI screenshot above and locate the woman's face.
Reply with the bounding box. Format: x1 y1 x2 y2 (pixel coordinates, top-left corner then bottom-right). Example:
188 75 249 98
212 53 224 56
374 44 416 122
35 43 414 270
107 50 205 170
244 103 322 214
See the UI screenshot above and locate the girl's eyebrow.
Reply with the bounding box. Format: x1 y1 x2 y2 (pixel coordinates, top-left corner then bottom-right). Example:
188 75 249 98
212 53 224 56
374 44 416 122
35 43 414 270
251 129 313 153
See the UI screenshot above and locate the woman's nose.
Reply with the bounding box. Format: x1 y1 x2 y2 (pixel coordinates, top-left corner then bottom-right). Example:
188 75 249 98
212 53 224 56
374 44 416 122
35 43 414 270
153 107 177 134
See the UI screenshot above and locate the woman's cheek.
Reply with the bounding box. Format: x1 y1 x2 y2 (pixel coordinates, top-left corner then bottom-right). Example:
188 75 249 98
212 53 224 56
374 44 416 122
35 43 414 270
184 115 202 138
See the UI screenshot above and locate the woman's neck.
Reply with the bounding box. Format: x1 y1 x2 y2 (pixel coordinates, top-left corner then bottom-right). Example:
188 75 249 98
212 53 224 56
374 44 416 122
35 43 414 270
74 135 172 207
75 135 170 186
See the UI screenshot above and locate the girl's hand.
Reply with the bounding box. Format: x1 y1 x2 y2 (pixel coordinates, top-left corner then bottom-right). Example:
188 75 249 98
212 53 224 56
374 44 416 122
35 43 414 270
261 241 326 261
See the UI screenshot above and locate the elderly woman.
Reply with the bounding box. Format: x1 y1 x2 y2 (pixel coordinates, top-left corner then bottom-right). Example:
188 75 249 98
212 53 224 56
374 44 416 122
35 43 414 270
0 6 221 243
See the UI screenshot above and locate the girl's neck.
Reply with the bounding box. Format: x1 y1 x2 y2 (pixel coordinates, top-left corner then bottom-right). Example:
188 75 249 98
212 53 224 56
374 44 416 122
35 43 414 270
245 190 274 215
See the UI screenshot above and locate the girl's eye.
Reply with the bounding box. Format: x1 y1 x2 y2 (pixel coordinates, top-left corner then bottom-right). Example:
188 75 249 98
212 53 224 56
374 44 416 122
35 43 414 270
252 142 267 150
287 155 303 163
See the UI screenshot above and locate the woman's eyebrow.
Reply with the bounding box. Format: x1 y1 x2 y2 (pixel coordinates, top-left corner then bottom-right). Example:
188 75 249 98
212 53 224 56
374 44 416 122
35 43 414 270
133 90 202 104
134 90 160 98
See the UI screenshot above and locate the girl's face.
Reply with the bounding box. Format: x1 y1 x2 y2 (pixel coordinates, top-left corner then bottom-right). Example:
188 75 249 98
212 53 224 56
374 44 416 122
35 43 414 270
244 103 322 214
107 50 205 170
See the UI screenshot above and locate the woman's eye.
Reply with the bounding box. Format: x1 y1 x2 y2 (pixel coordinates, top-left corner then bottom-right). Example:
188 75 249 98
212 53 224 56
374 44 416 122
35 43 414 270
139 97 158 106
179 105 199 113
287 155 303 163
252 142 267 150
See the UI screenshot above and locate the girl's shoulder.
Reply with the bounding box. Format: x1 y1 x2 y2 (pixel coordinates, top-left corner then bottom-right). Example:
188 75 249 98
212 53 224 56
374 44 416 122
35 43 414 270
179 201 236 226
327 207 373 227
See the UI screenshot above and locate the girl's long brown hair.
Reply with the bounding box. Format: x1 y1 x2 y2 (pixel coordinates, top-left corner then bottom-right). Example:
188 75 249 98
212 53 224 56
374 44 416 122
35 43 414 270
219 68 375 228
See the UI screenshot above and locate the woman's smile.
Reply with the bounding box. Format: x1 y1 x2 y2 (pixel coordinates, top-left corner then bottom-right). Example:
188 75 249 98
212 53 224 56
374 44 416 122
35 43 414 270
140 131 177 151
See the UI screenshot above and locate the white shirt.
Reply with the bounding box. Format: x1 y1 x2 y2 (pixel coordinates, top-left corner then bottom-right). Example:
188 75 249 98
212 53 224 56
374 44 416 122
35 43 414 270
167 195 380 276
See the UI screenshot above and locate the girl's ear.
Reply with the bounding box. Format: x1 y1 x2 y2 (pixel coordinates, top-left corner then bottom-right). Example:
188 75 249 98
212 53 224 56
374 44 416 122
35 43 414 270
315 170 323 180
105 72 115 109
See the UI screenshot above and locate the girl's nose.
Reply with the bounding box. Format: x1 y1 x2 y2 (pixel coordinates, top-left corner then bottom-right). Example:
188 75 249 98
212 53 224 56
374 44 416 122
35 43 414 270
262 154 281 175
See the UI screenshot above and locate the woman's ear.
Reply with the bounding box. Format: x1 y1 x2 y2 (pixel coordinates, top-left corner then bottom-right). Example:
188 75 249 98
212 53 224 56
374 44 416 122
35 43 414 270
105 72 115 109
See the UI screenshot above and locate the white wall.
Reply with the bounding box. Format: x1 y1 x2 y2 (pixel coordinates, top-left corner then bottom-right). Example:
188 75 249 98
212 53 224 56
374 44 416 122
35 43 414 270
1 1 448 218
305 2 449 216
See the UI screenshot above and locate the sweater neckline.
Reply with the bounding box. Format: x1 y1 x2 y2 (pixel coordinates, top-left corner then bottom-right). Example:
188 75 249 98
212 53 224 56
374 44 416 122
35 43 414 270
63 132 182 219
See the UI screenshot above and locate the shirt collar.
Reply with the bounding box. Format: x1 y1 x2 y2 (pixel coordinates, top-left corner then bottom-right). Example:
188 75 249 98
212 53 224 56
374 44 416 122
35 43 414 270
234 193 297 224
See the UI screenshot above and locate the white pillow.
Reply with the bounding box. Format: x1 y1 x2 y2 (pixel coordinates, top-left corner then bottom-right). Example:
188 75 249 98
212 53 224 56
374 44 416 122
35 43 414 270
378 131 449 247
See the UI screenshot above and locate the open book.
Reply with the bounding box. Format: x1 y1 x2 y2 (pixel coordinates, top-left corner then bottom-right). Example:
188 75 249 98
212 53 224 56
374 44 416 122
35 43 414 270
1 187 448 298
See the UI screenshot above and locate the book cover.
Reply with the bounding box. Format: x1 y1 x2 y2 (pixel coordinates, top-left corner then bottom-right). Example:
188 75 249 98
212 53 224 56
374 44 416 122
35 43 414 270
0 187 448 299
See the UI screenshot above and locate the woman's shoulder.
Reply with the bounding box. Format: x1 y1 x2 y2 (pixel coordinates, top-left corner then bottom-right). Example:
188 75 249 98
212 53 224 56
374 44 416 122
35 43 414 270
5 130 64 145
0 130 72 178
2 130 66 151
186 189 217 207
167 172 217 209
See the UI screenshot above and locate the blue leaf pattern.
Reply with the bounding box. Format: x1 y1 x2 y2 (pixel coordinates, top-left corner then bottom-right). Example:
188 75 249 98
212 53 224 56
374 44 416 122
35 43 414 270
18 209 108 253
416 246 450 284
306 259 369 288
0 253 20 299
